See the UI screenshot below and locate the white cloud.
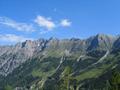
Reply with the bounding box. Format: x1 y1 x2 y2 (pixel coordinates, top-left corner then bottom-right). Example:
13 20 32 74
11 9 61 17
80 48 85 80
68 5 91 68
39 31 49 34
0 17 35 32
60 19 71 27
0 16 72 37
0 34 33 42
34 16 56 30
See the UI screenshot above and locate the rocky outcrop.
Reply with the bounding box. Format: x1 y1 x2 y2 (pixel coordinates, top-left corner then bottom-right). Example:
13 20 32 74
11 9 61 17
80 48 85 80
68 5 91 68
0 34 118 76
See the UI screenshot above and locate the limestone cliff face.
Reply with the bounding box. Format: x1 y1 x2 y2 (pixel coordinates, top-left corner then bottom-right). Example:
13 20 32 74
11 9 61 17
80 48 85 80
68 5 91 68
0 34 118 76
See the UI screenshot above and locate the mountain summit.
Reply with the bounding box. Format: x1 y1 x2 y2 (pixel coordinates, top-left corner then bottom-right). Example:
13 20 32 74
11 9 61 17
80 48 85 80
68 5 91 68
0 34 120 90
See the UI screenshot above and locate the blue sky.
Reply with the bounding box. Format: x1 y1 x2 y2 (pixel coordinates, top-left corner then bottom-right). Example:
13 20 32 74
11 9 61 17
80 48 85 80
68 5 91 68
0 0 120 44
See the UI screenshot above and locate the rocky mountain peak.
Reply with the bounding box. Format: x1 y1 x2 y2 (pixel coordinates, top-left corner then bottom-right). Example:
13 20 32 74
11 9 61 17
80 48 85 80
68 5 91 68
0 34 119 76
87 34 116 51
21 40 33 48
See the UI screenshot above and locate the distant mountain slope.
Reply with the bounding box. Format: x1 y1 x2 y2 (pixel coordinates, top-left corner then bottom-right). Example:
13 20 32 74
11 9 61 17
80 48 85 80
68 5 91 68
0 34 120 90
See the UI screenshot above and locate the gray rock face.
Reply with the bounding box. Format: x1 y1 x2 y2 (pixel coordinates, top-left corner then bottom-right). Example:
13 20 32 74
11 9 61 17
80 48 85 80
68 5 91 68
0 39 47 76
0 34 118 76
113 37 120 49
87 34 117 50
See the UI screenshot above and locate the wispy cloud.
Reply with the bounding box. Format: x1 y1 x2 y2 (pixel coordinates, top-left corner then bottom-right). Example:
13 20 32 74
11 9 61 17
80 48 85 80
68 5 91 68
60 19 71 27
0 34 33 42
34 15 72 32
0 16 72 37
34 16 56 30
0 17 35 32
39 31 49 34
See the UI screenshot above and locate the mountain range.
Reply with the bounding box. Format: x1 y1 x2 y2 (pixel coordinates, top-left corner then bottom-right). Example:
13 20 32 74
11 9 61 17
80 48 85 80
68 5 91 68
0 34 120 90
